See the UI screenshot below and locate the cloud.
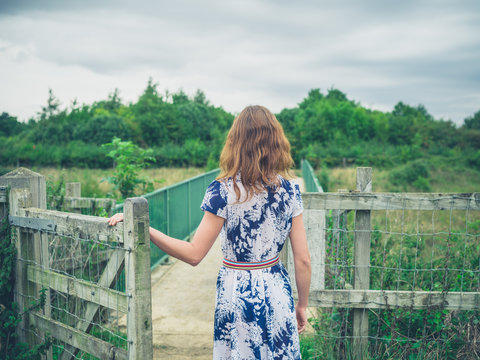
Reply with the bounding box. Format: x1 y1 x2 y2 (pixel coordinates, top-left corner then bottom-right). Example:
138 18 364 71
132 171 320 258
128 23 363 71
0 0 479 124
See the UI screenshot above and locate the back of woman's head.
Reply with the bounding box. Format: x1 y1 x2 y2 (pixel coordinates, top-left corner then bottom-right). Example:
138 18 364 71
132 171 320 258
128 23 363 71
218 105 294 199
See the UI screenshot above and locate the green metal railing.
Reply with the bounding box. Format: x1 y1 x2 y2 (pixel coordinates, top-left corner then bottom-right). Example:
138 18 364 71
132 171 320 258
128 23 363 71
301 159 323 193
115 168 220 269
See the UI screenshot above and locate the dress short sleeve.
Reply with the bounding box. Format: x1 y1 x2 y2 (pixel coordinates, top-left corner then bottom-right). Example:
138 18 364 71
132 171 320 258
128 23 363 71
292 183 303 218
201 180 228 219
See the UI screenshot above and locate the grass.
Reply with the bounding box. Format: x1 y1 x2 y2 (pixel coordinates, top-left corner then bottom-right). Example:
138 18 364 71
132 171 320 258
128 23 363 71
323 165 480 193
30 166 206 198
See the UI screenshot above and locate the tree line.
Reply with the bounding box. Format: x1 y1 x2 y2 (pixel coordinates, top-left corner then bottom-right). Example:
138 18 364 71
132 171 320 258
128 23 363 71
1 81 479 171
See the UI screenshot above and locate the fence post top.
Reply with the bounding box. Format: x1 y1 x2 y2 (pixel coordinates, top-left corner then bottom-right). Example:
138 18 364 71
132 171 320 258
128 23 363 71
124 197 149 211
0 167 44 179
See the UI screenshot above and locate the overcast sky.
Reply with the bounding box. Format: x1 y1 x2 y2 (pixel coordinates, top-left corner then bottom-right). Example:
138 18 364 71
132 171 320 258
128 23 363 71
1 0 479 125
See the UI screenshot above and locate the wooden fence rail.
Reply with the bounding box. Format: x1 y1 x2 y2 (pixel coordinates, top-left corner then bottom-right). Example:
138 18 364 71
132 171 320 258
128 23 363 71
48 181 116 215
298 167 480 359
0 168 153 360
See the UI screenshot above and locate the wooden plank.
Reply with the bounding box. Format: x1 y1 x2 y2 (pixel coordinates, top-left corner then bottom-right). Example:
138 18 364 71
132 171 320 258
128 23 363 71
303 192 480 211
63 197 116 210
27 265 128 313
59 248 125 360
51 249 112 271
29 313 127 360
17 207 124 243
125 198 153 360
307 289 480 310
353 167 371 359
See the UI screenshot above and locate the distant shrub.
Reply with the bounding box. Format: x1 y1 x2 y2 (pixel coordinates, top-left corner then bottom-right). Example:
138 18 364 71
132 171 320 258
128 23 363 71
412 176 431 191
389 159 430 191
467 150 480 170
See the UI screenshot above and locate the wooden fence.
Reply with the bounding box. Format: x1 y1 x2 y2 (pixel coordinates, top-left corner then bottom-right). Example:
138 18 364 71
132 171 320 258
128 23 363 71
299 167 480 359
0 168 153 360
49 181 116 216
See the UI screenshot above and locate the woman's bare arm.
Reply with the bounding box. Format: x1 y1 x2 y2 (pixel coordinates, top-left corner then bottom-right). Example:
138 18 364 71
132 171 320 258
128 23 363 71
289 213 311 332
109 211 224 266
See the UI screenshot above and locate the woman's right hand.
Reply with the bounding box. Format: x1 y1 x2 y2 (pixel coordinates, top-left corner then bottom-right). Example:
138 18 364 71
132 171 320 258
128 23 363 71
295 304 308 333
108 213 124 226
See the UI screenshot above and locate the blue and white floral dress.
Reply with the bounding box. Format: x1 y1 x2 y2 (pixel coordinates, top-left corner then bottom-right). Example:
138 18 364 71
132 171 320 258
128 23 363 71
201 175 303 360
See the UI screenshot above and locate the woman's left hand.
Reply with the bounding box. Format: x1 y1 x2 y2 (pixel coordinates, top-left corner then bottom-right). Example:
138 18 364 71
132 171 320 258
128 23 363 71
108 213 124 226
295 304 308 333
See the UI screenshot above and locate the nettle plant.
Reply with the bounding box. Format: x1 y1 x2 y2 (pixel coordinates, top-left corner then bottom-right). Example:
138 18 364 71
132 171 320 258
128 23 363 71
101 137 156 200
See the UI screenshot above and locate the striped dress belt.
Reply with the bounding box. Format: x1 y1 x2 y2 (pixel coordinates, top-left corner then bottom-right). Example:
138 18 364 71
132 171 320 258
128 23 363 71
223 255 280 270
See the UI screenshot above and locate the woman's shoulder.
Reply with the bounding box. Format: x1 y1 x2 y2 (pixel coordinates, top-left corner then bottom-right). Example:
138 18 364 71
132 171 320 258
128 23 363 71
207 177 236 198
212 176 234 188
277 174 300 191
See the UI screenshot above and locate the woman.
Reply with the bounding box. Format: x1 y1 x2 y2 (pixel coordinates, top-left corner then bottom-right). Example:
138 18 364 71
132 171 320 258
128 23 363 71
109 105 311 359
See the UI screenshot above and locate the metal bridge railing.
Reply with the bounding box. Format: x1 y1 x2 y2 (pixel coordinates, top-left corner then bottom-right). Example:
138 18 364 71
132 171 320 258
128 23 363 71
301 159 323 193
115 168 220 269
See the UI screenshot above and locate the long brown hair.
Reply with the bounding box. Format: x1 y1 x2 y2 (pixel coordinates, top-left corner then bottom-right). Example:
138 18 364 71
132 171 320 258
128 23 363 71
217 105 294 200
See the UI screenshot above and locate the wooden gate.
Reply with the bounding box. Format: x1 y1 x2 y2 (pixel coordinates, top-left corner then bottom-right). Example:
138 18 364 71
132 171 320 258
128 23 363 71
0 168 153 360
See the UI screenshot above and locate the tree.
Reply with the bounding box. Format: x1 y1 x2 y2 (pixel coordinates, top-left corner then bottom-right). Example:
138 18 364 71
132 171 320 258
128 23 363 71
463 110 480 130
0 113 24 137
39 89 61 120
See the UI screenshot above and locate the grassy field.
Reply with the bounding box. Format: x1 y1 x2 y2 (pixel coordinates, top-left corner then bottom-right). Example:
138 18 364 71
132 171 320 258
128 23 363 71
322 165 480 193
29 166 207 198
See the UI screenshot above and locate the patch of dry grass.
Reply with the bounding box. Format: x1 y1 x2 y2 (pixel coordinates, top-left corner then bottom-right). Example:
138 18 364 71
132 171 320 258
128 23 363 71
322 166 480 193
32 167 206 198
326 167 393 192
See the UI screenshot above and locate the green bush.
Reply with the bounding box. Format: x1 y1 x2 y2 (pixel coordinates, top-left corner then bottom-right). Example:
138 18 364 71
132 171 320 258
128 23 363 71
467 150 480 170
389 159 430 191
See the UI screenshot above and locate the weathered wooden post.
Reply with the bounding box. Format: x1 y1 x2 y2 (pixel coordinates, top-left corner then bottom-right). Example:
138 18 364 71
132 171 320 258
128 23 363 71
65 182 81 198
353 167 372 359
0 185 7 231
281 178 325 293
65 182 81 213
304 202 325 292
0 168 51 358
124 197 153 359
331 189 348 284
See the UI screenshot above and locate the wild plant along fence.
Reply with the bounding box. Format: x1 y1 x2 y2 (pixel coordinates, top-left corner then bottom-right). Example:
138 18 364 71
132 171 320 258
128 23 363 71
301 167 480 359
115 168 220 268
0 168 153 360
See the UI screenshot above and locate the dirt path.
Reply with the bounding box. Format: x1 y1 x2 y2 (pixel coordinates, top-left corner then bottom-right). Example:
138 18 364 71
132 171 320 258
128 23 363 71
150 177 307 359
150 237 221 359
